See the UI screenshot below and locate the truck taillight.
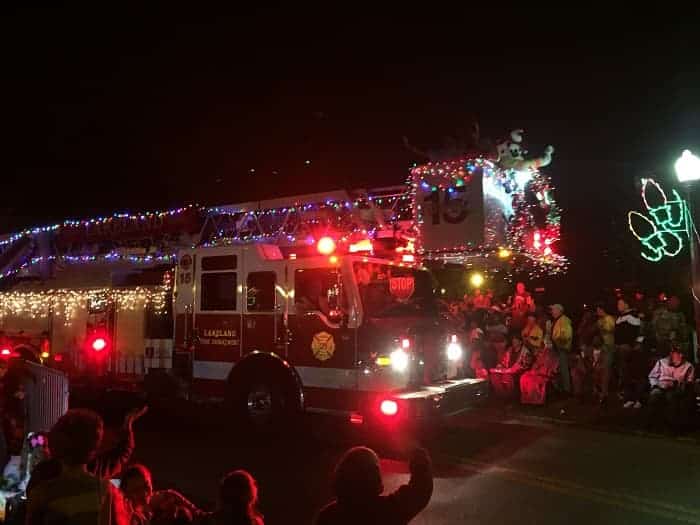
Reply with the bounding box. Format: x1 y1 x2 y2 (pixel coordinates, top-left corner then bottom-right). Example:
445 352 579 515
380 399 398 416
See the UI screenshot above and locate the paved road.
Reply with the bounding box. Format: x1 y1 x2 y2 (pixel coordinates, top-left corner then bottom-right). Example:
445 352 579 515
122 401 700 525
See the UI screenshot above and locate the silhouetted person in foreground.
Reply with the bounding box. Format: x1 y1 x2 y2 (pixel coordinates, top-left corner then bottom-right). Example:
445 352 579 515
315 447 433 525
25 409 128 525
197 469 264 525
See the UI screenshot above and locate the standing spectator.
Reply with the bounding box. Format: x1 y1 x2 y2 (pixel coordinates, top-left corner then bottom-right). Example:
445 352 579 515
521 313 544 352
315 447 433 525
596 303 616 355
617 298 651 409
576 308 598 351
648 344 695 430
509 282 535 332
652 299 680 353
615 298 642 349
550 304 573 394
667 296 689 350
25 409 128 525
595 303 616 394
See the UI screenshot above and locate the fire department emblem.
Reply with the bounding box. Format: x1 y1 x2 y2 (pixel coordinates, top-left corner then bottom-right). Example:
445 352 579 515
311 331 335 361
389 276 415 302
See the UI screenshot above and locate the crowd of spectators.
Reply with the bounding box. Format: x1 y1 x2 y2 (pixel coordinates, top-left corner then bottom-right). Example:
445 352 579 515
439 284 698 430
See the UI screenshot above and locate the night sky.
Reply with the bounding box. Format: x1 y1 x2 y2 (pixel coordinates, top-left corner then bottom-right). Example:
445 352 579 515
2 6 700 299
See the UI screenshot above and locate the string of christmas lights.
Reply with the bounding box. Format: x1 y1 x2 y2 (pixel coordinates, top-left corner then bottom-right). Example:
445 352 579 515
0 253 178 281
0 205 201 249
0 285 170 325
409 154 567 278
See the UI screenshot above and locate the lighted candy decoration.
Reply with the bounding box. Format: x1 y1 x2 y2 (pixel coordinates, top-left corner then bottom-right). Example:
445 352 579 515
627 178 690 262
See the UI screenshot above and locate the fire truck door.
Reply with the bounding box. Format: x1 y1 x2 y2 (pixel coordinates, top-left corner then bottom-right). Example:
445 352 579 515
193 253 242 380
288 268 356 380
243 271 282 354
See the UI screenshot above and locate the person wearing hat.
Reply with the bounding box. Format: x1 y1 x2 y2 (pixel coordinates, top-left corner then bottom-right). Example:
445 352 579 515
549 304 573 394
647 344 695 430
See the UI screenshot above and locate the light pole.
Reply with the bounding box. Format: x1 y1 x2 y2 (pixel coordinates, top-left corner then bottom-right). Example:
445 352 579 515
674 149 700 358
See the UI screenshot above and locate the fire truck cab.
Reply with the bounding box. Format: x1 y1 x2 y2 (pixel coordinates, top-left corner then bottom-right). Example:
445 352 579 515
174 241 487 427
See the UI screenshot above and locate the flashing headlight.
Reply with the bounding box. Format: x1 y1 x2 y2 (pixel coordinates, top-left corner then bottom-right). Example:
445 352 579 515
390 349 409 372
41 351 50 359
446 334 463 361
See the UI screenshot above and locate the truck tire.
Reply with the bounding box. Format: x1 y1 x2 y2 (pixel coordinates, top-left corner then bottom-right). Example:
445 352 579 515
225 353 302 434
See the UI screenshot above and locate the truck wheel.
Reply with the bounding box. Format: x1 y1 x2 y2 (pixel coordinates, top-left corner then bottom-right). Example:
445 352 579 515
228 371 297 433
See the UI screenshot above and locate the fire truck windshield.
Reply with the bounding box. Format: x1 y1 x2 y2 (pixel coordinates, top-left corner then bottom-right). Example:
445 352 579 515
354 262 436 317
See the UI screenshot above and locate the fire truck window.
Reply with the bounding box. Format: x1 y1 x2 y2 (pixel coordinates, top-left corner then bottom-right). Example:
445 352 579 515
294 268 342 315
201 255 237 271
247 272 275 312
201 272 237 311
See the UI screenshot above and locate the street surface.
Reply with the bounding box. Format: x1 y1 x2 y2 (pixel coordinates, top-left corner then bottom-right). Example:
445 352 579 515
98 397 700 525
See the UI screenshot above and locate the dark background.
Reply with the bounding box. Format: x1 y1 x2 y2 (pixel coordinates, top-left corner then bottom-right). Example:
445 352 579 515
2 5 700 302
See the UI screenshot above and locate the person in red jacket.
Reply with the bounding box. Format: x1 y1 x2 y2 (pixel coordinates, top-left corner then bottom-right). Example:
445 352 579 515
315 447 433 525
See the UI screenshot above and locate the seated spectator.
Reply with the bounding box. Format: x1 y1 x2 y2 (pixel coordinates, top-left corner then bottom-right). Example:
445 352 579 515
519 344 560 405
647 345 695 430
25 408 128 525
489 334 532 399
571 336 610 404
315 447 432 525
197 469 264 525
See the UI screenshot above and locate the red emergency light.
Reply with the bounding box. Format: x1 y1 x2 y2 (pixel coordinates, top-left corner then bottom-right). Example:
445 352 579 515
379 399 398 417
0 348 11 356
317 236 336 255
86 331 111 355
92 337 107 352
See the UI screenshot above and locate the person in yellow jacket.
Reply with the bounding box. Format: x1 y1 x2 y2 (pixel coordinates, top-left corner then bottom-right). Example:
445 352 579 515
521 313 544 352
550 304 573 394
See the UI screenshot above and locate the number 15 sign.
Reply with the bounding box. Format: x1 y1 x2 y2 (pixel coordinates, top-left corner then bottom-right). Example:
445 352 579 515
413 166 486 253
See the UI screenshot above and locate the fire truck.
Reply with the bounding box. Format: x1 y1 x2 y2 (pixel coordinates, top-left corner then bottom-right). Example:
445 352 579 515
173 239 485 427
0 142 565 427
